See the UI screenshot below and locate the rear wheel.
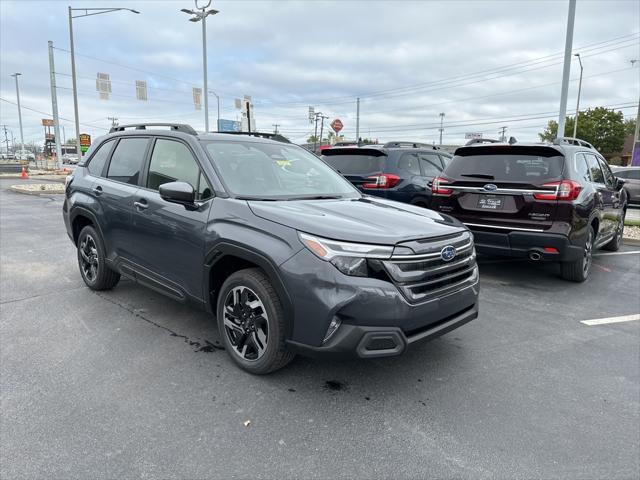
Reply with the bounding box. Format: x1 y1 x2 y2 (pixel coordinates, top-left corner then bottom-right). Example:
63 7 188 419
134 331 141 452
77 225 120 290
217 268 294 374
560 225 594 282
602 210 625 252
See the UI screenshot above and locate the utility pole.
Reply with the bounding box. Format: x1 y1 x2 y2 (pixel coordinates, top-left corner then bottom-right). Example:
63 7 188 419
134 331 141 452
438 112 445 146
209 90 220 131
272 124 280 134
356 97 360 143
557 0 577 139
48 41 63 168
313 112 320 153
108 116 118 128
318 114 328 151
10 73 24 153
573 53 583 138
499 126 507 142
1 125 9 154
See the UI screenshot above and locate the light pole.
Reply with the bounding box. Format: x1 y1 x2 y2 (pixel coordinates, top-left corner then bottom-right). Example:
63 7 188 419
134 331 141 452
573 53 583 138
438 112 445 146
557 0 577 139
10 73 24 154
182 1 219 133
208 90 220 131
68 6 139 162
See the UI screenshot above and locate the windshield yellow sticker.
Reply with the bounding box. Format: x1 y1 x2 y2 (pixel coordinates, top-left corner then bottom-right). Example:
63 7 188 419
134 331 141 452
276 159 291 167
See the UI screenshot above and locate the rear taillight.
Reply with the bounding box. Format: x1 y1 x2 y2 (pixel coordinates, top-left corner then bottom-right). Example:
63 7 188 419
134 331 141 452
432 176 453 195
362 173 400 189
533 180 582 201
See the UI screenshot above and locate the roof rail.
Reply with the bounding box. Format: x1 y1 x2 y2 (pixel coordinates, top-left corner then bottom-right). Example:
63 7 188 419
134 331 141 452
553 137 594 149
383 141 440 150
109 123 198 135
464 138 500 146
222 131 291 143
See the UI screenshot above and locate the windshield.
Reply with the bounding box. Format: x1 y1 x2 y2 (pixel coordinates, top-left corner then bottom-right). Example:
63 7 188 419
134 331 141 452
445 154 564 182
204 141 360 199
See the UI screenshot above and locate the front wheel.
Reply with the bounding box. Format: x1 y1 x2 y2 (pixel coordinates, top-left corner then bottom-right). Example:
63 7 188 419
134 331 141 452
217 268 294 374
602 210 625 252
560 225 594 282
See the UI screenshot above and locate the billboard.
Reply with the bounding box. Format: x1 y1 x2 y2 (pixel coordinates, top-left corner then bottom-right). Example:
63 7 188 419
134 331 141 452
79 133 91 154
218 119 241 133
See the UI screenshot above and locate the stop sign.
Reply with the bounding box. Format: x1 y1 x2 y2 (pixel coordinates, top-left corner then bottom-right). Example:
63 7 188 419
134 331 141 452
330 118 344 133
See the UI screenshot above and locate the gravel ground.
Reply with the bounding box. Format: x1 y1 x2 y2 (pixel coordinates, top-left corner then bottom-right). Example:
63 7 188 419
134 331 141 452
624 225 640 240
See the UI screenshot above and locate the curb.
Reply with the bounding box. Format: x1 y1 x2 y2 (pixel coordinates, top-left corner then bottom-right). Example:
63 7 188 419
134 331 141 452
622 237 640 247
9 185 65 196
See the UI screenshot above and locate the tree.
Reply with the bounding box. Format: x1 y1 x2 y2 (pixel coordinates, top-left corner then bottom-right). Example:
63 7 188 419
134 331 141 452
307 135 318 144
624 118 636 137
65 138 76 145
538 107 626 153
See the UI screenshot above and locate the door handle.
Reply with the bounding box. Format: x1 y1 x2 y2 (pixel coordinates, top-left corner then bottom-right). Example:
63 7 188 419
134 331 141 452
92 185 103 195
134 200 148 210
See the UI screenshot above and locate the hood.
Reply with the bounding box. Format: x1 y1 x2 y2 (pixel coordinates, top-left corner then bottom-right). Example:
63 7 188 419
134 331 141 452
248 197 466 245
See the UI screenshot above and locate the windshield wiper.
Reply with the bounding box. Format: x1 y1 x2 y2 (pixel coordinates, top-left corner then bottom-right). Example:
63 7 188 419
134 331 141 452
286 195 343 201
460 173 495 179
235 195 279 201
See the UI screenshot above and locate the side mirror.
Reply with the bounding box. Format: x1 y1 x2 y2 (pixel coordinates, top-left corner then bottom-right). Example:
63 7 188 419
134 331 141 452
159 181 196 205
615 177 626 190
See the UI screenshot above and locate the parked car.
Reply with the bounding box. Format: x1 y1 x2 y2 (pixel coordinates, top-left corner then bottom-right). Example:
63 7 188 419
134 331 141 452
430 137 628 282
611 166 640 205
15 149 35 161
63 124 479 374
62 153 78 165
322 142 453 208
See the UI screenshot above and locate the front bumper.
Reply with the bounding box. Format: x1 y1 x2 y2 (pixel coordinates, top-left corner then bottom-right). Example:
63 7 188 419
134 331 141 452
279 248 479 358
470 229 583 262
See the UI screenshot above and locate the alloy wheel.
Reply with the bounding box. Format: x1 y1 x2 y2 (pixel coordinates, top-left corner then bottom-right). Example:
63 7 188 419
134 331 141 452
583 230 593 275
79 234 99 283
223 286 269 361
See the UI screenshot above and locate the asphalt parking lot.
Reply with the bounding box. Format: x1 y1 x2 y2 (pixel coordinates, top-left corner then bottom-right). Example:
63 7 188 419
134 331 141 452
1 178 639 479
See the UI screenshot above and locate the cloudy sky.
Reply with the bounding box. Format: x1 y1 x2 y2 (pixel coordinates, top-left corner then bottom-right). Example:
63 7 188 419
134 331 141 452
0 0 638 148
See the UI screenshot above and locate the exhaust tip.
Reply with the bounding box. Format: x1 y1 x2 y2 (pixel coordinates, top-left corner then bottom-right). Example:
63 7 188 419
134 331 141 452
529 251 542 261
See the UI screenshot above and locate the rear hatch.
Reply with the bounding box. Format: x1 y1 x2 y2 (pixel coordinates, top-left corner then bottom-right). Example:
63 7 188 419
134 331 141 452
435 145 566 231
321 148 387 190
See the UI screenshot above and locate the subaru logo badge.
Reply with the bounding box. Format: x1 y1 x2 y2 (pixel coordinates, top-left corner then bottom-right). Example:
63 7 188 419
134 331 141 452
440 245 456 262
483 183 498 192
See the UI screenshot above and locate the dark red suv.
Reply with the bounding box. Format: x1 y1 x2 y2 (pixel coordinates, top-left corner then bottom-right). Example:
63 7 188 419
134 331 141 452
429 138 628 282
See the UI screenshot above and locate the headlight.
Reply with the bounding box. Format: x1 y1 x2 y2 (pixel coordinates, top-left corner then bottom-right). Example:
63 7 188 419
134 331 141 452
298 233 393 277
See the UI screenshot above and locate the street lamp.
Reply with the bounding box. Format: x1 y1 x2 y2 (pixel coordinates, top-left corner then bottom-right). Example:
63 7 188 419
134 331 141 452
10 73 24 155
438 112 445 146
573 53 583 138
182 1 219 133
68 6 140 162
208 90 220 132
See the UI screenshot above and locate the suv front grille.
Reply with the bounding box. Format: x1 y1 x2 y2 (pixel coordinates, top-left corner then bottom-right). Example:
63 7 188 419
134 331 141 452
381 231 478 303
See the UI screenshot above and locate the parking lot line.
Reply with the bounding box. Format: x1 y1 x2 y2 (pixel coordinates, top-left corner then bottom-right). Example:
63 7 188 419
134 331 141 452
593 250 640 257
580 314 640 326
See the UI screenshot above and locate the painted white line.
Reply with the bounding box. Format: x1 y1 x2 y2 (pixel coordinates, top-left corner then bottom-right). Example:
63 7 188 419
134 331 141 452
593 250 640 257
581 314 640 326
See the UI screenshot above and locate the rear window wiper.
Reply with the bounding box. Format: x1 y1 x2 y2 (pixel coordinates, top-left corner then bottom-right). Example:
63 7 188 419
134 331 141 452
460 173 495 179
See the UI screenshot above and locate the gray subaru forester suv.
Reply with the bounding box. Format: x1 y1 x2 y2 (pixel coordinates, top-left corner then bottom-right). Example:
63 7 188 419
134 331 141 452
63 123 479 374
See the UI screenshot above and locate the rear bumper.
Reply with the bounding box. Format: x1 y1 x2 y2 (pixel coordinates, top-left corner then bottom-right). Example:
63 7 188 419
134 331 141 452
469 228 583 261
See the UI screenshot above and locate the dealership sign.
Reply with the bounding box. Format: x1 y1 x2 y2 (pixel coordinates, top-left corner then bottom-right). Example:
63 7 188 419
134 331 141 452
330 118 344 133
465 132 482 140
79 134 91 153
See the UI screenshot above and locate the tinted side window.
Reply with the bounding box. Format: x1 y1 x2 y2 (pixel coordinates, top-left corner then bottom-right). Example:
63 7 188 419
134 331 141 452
574 153 591 183
87 140 114 177
597 157 615 188
419 154 442 177
397 153 420 175
107 138 148 185
147 139 212 200
584 154 604 184
625 170 640 180
440 154 453 167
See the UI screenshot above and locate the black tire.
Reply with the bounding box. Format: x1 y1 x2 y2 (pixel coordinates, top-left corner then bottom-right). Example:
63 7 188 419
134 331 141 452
560 225 594 282
602 210 625 252
77 225 120 290
217 268 294 374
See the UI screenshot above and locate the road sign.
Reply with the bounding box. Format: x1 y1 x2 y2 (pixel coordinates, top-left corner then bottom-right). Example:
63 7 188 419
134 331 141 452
465 132 482 140
330 118 344 133
79 133 91 153
135 80 148 101
41 119 54 127
218 119 241 132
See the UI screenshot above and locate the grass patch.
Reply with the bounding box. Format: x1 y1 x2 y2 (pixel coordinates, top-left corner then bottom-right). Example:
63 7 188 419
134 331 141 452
625 219 640 227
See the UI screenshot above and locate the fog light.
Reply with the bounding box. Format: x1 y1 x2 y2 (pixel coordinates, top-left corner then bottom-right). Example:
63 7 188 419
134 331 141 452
323 317 342 343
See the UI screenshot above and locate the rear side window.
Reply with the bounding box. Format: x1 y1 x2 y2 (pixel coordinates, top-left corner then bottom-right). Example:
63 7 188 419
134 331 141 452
322 150 385 174
445 154 564 182
440 154 453 167
619 170 640 180
418 154 442 177
107 138 149 185
574 153 591 183
584 154 604 184
86 140 114 176
597 157 615 188
397 153 420 175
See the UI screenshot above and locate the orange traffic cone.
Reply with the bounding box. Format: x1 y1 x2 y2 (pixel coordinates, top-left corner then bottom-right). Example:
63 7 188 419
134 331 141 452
21 167 28 179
